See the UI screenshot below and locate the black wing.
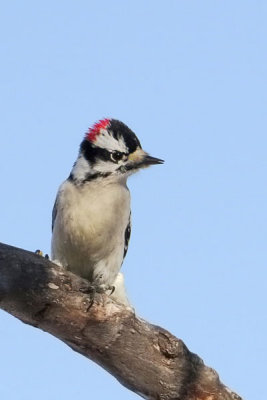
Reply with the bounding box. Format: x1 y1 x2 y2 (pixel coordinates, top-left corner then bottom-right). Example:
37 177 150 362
123 213 131 260
52 196 58 232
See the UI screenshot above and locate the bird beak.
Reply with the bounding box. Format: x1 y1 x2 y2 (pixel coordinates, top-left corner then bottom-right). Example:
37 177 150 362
140 154 164 166
128 148 164 169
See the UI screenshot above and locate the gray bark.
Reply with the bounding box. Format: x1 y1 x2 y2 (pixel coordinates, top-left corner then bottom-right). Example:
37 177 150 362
0 242 242 400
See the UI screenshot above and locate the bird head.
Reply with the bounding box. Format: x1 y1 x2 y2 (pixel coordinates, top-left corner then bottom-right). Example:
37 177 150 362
70 118 164 183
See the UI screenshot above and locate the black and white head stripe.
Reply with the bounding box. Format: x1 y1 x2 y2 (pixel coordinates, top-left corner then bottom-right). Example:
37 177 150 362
105 119 141 153
81 119 141 161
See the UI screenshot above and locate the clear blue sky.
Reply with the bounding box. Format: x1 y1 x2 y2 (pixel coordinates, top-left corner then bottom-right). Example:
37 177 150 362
0 1 266 399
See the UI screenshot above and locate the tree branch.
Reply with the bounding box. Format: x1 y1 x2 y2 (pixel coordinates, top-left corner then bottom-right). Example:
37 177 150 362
0 242 242 400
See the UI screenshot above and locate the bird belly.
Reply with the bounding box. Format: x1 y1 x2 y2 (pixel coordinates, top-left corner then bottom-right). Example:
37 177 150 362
51 180 130 285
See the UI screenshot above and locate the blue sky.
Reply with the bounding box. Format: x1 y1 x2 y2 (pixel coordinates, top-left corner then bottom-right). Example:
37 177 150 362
0 1 266 399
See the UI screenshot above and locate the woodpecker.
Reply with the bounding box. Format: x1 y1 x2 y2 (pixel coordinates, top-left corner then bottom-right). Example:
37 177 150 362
51 118 163 305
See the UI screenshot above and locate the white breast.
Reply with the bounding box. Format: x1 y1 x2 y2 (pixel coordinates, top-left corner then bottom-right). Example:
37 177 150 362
51 178 130 285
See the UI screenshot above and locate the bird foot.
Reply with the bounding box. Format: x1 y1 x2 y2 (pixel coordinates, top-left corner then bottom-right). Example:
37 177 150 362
79 283 115 310
35 249 49 259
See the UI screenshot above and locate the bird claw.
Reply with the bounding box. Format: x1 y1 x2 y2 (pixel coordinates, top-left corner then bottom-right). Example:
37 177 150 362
86 287 96 310
108 285 115 296
79 284 96 310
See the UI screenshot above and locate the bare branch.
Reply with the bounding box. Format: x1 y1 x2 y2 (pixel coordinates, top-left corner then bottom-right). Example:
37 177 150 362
0 242 242 400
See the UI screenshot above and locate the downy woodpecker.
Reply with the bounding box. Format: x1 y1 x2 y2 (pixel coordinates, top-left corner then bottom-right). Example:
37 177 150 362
51 119 163 305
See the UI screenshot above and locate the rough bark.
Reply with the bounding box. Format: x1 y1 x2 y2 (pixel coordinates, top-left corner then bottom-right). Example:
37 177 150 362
0 242 242 400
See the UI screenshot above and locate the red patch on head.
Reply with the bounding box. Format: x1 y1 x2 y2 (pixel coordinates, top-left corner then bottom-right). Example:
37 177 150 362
85 118 111 142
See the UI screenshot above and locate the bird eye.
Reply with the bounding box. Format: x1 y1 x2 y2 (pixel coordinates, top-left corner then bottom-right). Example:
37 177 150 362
110 151 124 163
